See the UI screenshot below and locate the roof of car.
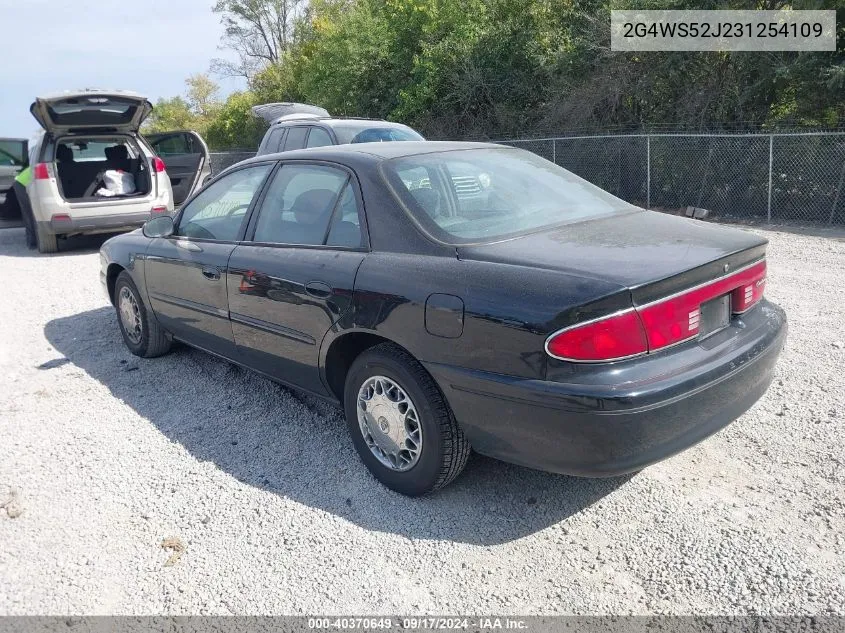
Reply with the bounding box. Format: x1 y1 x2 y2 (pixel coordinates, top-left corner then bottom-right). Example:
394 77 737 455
245 141 510 164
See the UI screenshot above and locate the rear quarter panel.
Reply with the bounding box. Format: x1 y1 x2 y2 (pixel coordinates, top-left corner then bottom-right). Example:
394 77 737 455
335 252 630 379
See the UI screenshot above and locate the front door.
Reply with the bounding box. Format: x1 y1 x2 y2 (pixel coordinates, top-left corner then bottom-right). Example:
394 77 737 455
145 163 273 356
227 162 367 395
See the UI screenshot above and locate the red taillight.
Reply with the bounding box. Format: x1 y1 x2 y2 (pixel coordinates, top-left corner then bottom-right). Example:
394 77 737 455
34 163 51 179
153 157 166 173
547 260 767 362
546 310 648 362
151 205 168 215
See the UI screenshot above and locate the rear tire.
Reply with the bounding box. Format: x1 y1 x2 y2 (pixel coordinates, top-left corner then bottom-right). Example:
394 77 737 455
114 271 171 358
343 343 470 496
35 224 58 254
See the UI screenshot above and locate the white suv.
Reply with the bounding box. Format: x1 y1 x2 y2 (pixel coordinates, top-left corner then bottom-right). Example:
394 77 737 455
22 90 208 253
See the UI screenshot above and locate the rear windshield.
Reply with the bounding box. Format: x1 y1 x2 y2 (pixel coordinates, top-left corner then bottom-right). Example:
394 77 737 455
54 138 137 162
383 148 635 244
332 122 423 144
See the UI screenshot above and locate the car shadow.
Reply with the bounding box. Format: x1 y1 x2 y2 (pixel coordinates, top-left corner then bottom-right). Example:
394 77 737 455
0 226 120 256
44 307 632 545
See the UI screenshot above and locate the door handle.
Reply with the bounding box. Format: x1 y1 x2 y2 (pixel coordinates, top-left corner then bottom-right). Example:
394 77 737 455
304 280 332 298
201 266 221 280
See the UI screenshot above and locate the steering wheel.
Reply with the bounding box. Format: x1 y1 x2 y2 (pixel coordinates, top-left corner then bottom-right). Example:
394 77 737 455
226 203 250 218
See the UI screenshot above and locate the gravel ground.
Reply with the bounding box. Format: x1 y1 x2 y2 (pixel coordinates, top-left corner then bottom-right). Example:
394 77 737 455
0 224 843 616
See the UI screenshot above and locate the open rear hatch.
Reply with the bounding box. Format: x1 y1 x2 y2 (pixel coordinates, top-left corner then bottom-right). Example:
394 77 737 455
30 91 152 134
458 210 768 361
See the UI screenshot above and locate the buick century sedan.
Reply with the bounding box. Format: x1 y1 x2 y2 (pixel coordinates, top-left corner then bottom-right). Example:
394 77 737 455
100 141 787 496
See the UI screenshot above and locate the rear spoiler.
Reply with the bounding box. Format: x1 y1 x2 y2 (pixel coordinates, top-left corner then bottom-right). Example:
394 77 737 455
251 102 330 124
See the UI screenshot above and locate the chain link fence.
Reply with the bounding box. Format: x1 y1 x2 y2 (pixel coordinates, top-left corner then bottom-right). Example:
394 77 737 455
209 151 255 175
500 132 845 224
209 133 845 224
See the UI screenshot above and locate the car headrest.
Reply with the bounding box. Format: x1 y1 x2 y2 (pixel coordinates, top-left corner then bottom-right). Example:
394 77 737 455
56 144 73 162
112 145 129 161
410 187 440 218
291 189 339 221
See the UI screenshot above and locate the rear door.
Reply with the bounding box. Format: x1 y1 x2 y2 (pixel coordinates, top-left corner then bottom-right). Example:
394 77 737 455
144 162 273 356
146 131 211 205
227 161 367 395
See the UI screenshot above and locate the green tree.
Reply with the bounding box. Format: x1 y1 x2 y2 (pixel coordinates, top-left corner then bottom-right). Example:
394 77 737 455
205 91 268 149
143 96 196 133
143 74 223 137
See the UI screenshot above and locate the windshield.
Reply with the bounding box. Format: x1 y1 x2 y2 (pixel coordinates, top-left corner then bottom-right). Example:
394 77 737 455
332 122 423 144
383 148 636 244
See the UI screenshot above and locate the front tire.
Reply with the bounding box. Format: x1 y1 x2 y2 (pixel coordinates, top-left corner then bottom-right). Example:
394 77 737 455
114 271 171 358
343 343 470 496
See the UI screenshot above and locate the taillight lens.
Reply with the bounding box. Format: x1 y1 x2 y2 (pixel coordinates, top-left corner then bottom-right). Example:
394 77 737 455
732 277 766 313
153 157 166 173
546 310 648 362
151 205 168 215
34 163 52 179
547 260 767 362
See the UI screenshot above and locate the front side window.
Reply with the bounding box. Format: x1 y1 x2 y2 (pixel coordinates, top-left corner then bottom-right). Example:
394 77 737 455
176 164 271 241
252 164 361 247
384 148 635 244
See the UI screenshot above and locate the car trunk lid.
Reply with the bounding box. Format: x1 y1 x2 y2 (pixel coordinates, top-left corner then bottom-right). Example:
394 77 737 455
457 210 767 305
459 210 768 362
30 91 153 134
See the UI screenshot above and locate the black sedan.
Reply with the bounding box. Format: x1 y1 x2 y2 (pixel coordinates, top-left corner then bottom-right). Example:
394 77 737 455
99 141 787 496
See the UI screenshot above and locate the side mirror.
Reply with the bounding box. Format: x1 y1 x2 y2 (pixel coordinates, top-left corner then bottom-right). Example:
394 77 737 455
143 215 174 238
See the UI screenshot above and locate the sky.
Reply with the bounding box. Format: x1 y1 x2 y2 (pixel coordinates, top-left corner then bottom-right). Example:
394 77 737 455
0 0 246 139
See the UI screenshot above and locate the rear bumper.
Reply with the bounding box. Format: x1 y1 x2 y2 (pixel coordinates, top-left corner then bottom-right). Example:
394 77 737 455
424 300 787 477
38 211 152 236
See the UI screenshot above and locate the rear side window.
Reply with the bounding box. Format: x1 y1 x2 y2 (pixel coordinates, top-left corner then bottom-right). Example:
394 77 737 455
306 127 333 148
263 127 285 153
176 164 271 241
252 164 361 248
149 133 197 156
283 127 308 151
